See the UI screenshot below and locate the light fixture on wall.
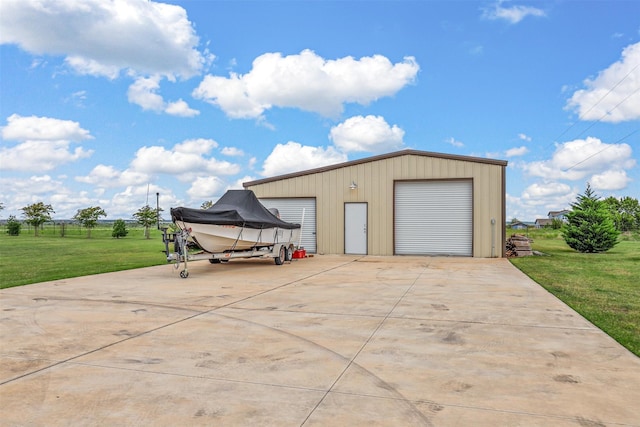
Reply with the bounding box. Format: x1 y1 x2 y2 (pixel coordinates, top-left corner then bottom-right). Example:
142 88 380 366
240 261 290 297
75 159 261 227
349 181 358 190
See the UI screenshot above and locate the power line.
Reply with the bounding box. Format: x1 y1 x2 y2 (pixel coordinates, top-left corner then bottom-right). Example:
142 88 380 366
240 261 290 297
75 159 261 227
554 62 640 143
572 87 640 140
537 61 639 166
563 128 638 173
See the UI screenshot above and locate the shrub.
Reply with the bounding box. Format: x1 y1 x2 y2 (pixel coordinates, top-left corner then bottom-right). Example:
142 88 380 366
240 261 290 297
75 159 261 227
112 219 128 239
6 215 21 236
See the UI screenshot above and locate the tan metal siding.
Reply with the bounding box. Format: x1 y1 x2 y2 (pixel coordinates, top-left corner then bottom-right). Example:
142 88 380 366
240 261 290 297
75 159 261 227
246 153 505 257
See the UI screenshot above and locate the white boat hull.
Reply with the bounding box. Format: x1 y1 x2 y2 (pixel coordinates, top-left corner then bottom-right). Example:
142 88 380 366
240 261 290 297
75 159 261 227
176 221 301 253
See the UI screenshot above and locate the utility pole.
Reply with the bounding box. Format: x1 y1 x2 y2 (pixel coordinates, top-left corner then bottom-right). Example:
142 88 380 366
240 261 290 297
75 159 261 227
156 192 161 230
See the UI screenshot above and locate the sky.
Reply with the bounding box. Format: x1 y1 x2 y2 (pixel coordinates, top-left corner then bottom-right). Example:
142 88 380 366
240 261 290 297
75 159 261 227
1 0 639 222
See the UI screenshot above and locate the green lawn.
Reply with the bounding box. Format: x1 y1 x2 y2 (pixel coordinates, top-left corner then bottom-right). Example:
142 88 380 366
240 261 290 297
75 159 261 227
509 229 640 357
0 226 168 289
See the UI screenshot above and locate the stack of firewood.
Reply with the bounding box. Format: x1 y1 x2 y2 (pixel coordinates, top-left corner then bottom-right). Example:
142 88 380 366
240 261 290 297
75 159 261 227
505 234 533 257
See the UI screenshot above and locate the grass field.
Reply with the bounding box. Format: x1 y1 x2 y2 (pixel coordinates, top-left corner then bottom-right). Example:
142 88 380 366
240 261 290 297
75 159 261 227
509 229 640 357
0 225 167 289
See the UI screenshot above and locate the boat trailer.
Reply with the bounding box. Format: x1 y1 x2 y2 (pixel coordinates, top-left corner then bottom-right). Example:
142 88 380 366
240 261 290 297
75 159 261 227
162 228 295 279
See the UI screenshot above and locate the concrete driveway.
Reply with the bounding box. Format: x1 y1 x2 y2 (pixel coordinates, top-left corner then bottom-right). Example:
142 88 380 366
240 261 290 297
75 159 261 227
1 255 639 426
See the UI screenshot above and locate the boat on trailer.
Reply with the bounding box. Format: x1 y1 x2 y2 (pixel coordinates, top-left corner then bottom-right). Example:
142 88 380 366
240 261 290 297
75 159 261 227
165 190 302 278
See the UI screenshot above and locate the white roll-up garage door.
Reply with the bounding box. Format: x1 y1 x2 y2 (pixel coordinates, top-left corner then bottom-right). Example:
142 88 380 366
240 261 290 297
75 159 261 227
259 198 316 253
395 180 472 256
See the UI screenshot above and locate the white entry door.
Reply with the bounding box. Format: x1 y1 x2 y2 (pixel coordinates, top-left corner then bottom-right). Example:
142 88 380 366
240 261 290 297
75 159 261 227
345 203 367 254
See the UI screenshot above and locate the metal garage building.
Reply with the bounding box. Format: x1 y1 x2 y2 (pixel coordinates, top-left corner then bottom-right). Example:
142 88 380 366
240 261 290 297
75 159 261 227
244 149 507 258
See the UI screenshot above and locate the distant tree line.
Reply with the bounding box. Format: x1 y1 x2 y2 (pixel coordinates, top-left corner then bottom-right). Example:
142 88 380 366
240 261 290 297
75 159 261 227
1 202 163 239
603 195 640 232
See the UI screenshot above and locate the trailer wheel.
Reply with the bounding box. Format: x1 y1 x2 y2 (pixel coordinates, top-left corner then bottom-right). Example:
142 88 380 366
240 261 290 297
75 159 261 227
274 245 286 265
285 245 293 262
180 270 189 279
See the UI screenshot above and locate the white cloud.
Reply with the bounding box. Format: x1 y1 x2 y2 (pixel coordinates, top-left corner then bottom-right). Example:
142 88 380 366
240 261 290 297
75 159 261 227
165 99 199 117
445 137 464 148
1 114 93 141
566 42 640 123
29 58 47 70
261 141 347 177
65 56 121 80
66 90 88 108
75 164 150 188
75 137 238 203
0 175 63 195
522 182 573 201
175 138 218 154
0 140 93 172
221 147 244 156
193 49 419 119
50 191 102 218
193 73 265 119
130 138 239 180
329 115 404 153
505 146 529 157
518 133 532 142
482 1 546 24
0 114 94 172
128 76 165 112
187 176 227 200
590 170 631 191
128 76 199 116
523 136 635 182
0 0 208 79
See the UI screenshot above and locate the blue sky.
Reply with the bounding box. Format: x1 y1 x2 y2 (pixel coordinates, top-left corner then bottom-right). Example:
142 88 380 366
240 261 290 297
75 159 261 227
1 0 638 221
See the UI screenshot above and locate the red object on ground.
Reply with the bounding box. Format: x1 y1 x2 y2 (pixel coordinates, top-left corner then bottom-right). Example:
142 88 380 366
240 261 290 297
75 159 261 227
292 249 306 259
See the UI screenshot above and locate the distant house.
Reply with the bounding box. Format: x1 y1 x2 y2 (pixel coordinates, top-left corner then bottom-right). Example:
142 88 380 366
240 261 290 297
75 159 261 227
509 221 529 230
548 210 570 221
535 218 553 228
535 209 570 228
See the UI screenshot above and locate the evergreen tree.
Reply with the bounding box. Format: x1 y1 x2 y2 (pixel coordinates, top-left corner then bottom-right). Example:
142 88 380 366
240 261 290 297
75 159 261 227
112 219 128 238
562 184 619 253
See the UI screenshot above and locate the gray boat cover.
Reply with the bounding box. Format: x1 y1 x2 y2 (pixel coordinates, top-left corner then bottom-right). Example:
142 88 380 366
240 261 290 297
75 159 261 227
171 190 301 230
